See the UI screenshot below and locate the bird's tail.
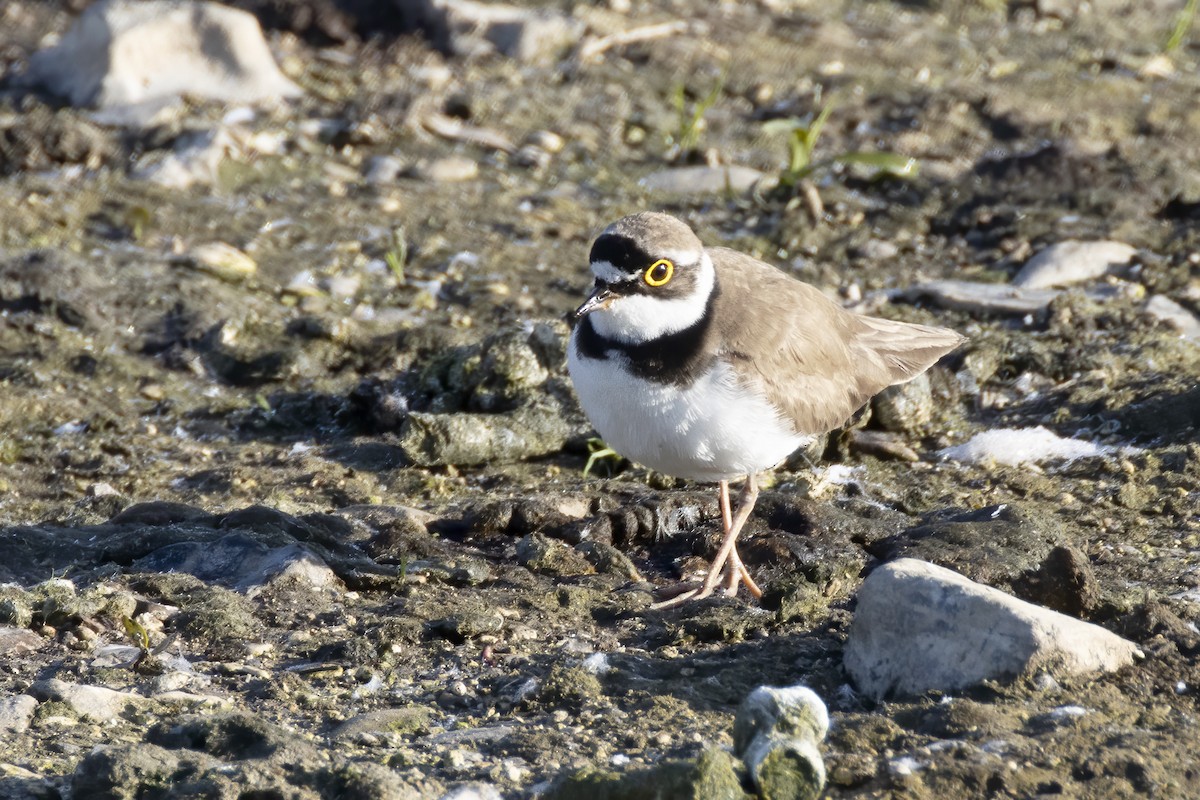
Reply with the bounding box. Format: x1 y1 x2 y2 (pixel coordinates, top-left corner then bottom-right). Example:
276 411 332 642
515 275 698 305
854 316 967 386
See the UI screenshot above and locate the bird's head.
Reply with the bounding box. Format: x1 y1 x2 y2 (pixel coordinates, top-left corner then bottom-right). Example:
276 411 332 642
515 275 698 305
576 212 715 342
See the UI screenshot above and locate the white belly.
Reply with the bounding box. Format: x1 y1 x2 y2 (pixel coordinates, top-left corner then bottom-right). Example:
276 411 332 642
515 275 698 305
568 338 810 482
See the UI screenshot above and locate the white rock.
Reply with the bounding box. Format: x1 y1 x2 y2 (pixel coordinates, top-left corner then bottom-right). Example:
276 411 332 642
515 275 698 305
907 279 1137 315
424 0 583 64
438 783 503 800
909 280 1061 314
640 165 773 196
733 685 829 800
0 695 37 734
31 679 146 722
1013 240 1137 289
24 0 301 123
186 242 258 282
844 559 1142 700
939 426 1128 466
1145 295 1200 343
415 156 480 183
131 127 234 188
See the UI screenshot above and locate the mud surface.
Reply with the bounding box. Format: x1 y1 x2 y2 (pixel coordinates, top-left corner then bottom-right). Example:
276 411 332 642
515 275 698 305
1 0 1199 797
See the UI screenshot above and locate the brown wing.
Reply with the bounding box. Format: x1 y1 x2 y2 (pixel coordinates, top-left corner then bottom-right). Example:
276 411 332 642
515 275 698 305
710 247 965 435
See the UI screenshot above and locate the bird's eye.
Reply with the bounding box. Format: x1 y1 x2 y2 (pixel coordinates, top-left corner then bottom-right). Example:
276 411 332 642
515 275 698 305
644 259 674 287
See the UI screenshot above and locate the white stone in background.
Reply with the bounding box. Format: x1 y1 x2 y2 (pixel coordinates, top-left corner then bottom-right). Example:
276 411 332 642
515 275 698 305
416 0 583 64
414 156 480 183
1013 240 1137 289
31 679 147 722
185 242 258 282
939 426 1129 466
909 280 1061 315
131 127 233 188
24 0 301 123
844 559 1141 701
0 695 37 734
733 685 828 800
640 165 774 196
907 279 1140 316
438 784 503 800
1145 295 1200 343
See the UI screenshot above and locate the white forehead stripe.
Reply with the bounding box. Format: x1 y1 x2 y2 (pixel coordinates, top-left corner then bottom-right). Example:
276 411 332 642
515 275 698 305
590 259 627 284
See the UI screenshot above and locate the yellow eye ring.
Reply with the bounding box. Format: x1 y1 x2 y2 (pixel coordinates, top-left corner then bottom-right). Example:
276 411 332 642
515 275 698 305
644 259 674 287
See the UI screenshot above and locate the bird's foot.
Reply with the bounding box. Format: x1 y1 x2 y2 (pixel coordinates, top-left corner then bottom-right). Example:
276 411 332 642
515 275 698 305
649 581 710 610
650 564 761 609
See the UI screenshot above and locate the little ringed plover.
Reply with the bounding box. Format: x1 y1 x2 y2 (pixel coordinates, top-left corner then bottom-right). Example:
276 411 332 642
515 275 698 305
567 212 965 608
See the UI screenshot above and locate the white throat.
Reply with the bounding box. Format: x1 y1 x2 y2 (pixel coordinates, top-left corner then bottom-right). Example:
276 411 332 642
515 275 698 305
588 250 715 343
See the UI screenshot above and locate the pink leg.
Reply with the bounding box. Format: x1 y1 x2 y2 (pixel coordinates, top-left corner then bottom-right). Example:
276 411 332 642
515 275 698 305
652 474 761 609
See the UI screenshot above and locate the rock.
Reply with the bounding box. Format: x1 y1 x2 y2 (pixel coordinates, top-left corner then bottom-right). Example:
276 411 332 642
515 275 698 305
0 695 37 734
413 156 480 183
184 242 258 282
544 747 744 799
639 165 772 196
871 373 933 433
906 279 1137 315
132 532 340 594
72 743 222 800
131 126 234 188
0 587 34 627
516 533 596 577
365 154 406 185
399 402 572 467
908 280 1060 315
1012 240 1136 289
733 685 829 800
332 707 433 741
400 0 583 64
1145 295 1200 342
23 0 301 124
31 679 146 723
0 626 42 656
844 559 1142 700
438 785 503 800
940 426 1128 466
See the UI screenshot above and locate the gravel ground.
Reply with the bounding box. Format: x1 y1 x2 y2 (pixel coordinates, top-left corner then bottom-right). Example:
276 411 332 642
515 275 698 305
1 0 1199 797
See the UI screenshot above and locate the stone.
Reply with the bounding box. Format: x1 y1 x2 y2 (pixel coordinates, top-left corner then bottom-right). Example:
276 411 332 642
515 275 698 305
438 785 503 800
332 707 433 741
23 0 302 124
0 695 38 734
184 242 258 282
1145 295 1200 343
131 126 234 188
0 626 42 656
906 279 1136 315
31 679 146 723
544 747 744 799
1012 240 1136 289
398 0 583 64
516 533 596 577
734 686 828 800
399 403 572 467
414 156 480 183
133 532 339 594
872 373 934 433
639 165 772 196
844 559 1142 700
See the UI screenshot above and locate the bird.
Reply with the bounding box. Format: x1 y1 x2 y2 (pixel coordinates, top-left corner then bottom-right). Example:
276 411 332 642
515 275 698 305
567 212 965 608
